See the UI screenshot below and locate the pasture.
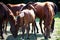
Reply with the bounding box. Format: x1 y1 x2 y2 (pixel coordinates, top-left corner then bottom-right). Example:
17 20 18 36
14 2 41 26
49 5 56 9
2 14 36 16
1 12 60 40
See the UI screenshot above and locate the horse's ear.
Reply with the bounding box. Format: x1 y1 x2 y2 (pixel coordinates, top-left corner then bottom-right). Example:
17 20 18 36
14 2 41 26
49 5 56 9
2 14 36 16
27 1 34 4
19 9 21 14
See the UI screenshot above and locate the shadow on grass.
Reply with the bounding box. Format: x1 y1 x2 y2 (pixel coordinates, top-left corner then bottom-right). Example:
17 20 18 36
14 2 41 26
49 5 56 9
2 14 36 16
6 33 48 40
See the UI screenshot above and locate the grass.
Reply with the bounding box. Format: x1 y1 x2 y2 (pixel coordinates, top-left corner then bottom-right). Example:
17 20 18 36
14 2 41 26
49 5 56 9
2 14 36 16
53 12 60 40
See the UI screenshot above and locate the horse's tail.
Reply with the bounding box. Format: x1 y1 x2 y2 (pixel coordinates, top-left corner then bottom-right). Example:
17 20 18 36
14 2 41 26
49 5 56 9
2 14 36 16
54 3 58 15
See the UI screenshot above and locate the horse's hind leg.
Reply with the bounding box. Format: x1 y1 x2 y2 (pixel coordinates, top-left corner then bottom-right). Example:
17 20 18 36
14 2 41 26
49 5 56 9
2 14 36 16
39 19 43 34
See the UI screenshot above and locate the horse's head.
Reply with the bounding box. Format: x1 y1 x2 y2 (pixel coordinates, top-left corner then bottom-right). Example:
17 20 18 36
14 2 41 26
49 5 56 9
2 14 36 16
8 15 17 38
7 9 18 38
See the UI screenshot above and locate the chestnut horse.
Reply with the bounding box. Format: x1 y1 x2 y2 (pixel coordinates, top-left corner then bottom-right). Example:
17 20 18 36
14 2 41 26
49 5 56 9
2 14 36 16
21 2 55 39
0 2 17 39
45 1 58 32
3 3 26 34
16 9 37 40
7 3 26 16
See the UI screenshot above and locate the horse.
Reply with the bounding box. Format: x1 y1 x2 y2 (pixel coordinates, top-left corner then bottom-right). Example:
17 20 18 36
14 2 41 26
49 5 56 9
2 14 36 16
21 2 55 39
16 9 37 40
3 3 26 34
0 2 9 39
7 3 26 16
0 2 18 39
44 1 58 32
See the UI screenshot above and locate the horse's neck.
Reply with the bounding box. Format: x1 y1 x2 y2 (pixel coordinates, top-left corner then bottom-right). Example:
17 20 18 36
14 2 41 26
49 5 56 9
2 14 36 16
0 3 9 11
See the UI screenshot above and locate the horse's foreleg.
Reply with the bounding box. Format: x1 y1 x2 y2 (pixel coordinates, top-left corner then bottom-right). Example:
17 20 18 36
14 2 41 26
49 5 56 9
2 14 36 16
34 21 39 33
5 19 8 34
22 26 25 40
39 19 43 34
0 23 4 39
32 21 37 37
51 18 55 33
32 23 35 34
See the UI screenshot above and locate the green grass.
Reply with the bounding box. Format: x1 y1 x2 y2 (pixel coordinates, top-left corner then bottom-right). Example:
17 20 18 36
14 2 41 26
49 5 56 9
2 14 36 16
54 12 60 40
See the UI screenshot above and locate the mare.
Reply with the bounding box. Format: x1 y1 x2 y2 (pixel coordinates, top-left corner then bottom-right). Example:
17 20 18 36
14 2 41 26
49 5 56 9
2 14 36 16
44 1 58 32
21 2 55 39
0 2 18 39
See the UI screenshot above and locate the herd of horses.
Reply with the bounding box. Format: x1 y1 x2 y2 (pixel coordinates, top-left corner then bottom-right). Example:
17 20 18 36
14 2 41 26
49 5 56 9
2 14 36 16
0 1 58 40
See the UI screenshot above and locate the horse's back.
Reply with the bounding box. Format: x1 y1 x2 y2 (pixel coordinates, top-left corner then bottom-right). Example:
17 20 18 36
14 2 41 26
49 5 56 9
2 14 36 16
20 9 35 23
7 3 26 16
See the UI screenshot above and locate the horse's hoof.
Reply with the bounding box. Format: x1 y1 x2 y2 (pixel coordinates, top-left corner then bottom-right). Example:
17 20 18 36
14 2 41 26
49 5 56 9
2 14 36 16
45 36 48 39
34 34 36 37
22 39 24 40
1 37 4 39
49 36 51 38
51 29 54 33
31 30 33 33
37 31 39 33
44 35 48 39
5 32 7 35
27 37 29 39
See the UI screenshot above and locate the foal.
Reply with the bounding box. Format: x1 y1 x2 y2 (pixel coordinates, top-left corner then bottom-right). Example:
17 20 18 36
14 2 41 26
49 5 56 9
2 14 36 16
16 9 37 40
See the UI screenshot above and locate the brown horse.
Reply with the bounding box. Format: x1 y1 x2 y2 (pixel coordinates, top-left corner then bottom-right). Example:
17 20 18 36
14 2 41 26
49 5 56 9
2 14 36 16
16 9 37 40
21 2 55 39
44 1 58 32
3 3 26 34
7 3 26 16
0 2 9 39
0 2 17 39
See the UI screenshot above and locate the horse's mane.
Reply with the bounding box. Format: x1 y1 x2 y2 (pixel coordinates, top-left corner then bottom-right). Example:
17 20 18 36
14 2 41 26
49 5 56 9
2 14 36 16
20 2 35 11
